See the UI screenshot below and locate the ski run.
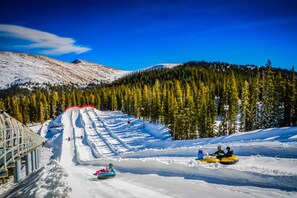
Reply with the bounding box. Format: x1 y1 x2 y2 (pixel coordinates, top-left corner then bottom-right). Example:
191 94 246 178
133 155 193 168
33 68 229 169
2 106 297 198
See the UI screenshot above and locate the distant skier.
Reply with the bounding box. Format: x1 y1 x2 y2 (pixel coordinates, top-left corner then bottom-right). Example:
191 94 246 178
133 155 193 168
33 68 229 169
68 137 70 141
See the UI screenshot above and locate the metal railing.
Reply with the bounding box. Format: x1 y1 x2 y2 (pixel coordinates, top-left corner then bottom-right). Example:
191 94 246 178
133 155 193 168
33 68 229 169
0 109 43 173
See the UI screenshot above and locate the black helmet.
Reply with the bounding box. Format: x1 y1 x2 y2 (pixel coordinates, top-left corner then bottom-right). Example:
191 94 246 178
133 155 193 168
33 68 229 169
226 147 230 150
109 163 113 167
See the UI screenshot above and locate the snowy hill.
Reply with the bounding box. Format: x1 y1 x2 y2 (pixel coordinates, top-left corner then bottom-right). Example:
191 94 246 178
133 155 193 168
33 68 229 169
0 51 130 89
147 63 180 70
2 107 297 197
139 63 181 72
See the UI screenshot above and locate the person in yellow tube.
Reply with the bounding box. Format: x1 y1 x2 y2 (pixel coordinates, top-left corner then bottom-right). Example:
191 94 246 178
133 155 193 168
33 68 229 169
224 147 233 157
211 145 225 159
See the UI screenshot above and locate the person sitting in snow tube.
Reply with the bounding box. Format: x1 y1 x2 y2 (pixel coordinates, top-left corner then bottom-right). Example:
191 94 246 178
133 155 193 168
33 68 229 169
219 146 239 164
198 146 239 164
197 149 204 160
108 163 114 172
96 163 116 179
211 145 225 159
224 147 233 157
94 165 110 175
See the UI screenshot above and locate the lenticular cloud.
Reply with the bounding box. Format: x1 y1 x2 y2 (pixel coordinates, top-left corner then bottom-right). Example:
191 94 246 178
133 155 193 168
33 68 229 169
0 24 91 55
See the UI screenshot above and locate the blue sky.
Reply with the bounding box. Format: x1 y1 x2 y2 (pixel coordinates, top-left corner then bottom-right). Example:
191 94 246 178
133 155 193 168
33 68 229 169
0 0 297 70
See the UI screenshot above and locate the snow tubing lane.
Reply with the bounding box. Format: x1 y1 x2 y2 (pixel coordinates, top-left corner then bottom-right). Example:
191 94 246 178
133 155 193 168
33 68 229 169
198 155 239 164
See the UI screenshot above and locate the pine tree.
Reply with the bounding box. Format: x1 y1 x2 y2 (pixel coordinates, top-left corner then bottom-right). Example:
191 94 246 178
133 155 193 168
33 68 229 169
219 81 228 136
30 93 37 123
42 92 50 121
111 91 118 111
50 91 58 119
0 98 5 111
123 88 131 114
160 85 169 125
95 94 101 109
80 94 86 106
207 97 217 137
227 71 239 134
89 94 95 105
11 96 23 122
291 67 297 125
170 92 179 139
5 97 12 115
21 96 30 124
56 91 66 116
240 81 251 131
66 92 72 108
174 80 183 108
197 83 209 138
261 60 275 128
184 83 196 138
132 90 138 117
76 91 81 107
273 72 285 127
135 88 142 119
141 85 150 119
151 80 161 122
284 66 296 125
71 91 77 106
250 72 261 130
39 102 45 123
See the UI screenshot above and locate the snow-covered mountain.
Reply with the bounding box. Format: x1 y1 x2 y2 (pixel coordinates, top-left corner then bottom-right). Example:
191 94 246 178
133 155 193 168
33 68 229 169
147 63 180 69
0 51 130 89
139 63 181 72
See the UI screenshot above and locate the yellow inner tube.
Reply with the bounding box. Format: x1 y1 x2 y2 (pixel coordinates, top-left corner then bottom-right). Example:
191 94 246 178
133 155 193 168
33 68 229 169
198 155 239 164
199 158 220 163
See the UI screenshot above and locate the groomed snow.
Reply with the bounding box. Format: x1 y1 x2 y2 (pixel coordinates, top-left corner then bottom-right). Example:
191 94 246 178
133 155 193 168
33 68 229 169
2 107 297 198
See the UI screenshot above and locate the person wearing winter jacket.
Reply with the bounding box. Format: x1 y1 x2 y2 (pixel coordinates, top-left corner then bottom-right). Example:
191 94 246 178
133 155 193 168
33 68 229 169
224 147 233 157
197 149 204 160
108 163 114 172
94 167 107 175
212 145 225 159
94 164 111 175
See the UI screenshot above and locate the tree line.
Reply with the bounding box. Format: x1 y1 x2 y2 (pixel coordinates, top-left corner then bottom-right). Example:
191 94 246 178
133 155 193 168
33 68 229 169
0 60 296 139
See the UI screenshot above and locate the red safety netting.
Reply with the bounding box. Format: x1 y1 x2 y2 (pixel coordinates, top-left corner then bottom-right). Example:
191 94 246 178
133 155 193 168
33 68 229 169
65 105 94 111
80 104 94 109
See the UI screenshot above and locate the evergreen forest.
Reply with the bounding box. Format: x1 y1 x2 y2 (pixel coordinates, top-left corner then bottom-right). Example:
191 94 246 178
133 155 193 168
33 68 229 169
1 60 296 139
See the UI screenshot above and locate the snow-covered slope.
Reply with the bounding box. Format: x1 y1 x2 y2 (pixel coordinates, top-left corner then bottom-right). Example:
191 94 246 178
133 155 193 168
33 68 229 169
0 51 130 89
2 108 297 197
137 63 181 72
147 63 180 69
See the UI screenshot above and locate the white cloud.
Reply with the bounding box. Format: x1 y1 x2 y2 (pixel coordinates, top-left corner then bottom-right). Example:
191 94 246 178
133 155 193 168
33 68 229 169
0 24 91 55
